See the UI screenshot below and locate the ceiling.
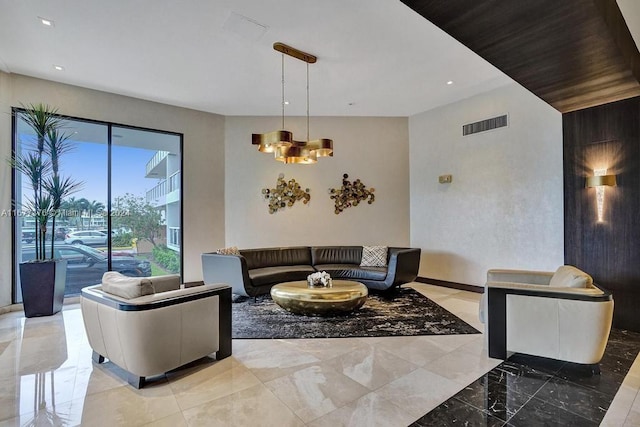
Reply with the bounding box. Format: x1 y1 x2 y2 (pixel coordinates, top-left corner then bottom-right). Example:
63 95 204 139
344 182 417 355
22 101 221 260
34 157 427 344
1 1 638 118
402 0 640 113
0 0 515 117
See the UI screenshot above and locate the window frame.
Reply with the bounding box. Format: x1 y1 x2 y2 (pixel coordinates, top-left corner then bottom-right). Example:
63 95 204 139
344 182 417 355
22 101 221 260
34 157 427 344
11 108 184 303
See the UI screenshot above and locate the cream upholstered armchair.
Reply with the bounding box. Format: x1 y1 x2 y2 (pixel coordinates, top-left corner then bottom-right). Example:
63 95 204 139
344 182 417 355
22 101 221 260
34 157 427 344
483 266 613 366
81 273 231 388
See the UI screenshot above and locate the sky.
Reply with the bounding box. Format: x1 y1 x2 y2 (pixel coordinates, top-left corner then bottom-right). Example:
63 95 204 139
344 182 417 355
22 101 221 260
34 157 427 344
18 136 165 208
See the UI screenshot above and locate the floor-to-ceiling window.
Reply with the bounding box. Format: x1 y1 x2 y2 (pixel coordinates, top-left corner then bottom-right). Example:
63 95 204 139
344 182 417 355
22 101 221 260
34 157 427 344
12 110 182 301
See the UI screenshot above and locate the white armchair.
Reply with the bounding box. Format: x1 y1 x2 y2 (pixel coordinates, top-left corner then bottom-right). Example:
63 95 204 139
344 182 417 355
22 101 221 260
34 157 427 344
81 274 232 388
484 266 613 365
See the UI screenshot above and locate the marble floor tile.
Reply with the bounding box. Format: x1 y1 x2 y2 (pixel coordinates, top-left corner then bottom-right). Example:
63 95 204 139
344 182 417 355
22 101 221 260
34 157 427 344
424 333 483 352
453 375 532 422
144 411 188 427
485 361 552 397
232 340 322 382
624 392 640 426
282 337 372 361
457 335 488 357
372 336 452 366
168 357 261 410
410 396 504 427
374 368 463 418
0 398 81 427
323 346 418 390
535 377 611 423
71 382 181 427
308 391 416 427
507 396 599 426
73 364 123 396
600 383 639 426
265 364 370 422
555 362 625 397
0 324 20 344
182 383 304 427
231 338 276 356
424 346 501 386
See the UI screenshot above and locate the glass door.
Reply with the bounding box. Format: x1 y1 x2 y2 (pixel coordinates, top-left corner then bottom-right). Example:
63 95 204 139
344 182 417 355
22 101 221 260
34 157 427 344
110 126 182 279
13 112 182 301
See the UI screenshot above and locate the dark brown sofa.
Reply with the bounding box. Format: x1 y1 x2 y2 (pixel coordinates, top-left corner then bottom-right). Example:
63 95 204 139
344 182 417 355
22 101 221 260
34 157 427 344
201 246 421 297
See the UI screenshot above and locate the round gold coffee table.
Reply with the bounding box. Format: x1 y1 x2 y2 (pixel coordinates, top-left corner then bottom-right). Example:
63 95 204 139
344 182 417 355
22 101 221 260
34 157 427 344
270 280 368 316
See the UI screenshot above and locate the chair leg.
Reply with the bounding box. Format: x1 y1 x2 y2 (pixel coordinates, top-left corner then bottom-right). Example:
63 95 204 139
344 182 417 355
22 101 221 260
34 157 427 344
92 351 105 364
127 373 145 389
217 287 232 360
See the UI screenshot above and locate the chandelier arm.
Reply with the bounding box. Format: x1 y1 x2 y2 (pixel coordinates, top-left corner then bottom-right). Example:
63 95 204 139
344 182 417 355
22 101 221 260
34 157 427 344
282 53 285 129
307 62 310 142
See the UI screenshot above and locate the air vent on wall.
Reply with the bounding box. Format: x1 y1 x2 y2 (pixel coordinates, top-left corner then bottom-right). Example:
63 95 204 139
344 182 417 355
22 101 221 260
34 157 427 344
462 114 508 136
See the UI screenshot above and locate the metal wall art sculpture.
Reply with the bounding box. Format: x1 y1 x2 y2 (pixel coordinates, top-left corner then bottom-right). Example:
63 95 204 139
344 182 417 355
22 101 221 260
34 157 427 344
329 174 375 214
262 173 311 214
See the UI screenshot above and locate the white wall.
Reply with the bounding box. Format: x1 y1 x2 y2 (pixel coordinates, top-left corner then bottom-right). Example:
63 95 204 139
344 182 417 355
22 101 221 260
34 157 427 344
409 83 564 287
0 71 13 307
225 116 410 248
0 73 225 307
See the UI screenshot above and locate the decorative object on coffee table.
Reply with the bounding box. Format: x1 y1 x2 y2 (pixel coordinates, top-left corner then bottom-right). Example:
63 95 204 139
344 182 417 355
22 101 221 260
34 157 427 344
262 173 311 213
307 271 332 288
329 173 375 214
270 280 367 316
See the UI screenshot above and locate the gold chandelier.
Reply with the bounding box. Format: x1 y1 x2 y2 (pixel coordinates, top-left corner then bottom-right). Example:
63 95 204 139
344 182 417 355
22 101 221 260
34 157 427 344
252 42 333 164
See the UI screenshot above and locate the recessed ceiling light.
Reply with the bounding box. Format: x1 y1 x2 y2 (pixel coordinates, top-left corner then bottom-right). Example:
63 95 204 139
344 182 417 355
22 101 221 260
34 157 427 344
446 80 454 85
38 17 54 27
53 65 64 71
284 101 290 105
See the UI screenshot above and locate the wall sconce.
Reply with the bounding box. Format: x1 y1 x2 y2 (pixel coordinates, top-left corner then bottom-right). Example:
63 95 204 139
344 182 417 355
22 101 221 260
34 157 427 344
585 168 616 222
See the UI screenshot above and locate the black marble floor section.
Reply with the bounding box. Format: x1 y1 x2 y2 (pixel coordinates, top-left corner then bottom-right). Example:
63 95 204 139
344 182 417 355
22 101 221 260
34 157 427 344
410 329 640 426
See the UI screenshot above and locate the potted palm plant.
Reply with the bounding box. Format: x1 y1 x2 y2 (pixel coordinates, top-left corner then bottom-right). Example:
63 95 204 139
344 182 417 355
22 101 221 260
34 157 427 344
11 103 83 317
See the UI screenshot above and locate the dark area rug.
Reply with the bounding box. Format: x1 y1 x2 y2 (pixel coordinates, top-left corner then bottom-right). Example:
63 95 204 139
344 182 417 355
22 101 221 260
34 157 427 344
232 287 480 339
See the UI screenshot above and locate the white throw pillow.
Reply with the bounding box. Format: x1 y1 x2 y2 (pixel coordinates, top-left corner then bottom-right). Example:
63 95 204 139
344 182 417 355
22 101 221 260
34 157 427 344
360 246 388 267
101 271 154 299
216 246 241 255
549 265 593 288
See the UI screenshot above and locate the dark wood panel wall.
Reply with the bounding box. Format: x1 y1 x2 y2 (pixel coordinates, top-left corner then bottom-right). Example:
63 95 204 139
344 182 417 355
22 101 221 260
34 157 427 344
563 96 640 331
401 0 640 112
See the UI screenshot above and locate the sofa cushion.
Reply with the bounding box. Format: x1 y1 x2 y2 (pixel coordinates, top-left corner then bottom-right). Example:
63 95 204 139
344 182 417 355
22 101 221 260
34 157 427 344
101 271 154 299
241 247 312 270
549 265 593 288
311 246 362 265
360 246 388 267
150 274 181 293
248 265 316 287
314 264 387 281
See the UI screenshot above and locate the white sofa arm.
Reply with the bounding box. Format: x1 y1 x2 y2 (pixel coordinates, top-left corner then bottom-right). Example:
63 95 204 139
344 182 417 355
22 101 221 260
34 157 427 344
487 281 605 297
487 269 554 285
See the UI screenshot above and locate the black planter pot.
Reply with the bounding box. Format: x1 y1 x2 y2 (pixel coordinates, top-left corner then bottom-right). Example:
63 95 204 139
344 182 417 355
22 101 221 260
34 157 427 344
19 259 67 317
